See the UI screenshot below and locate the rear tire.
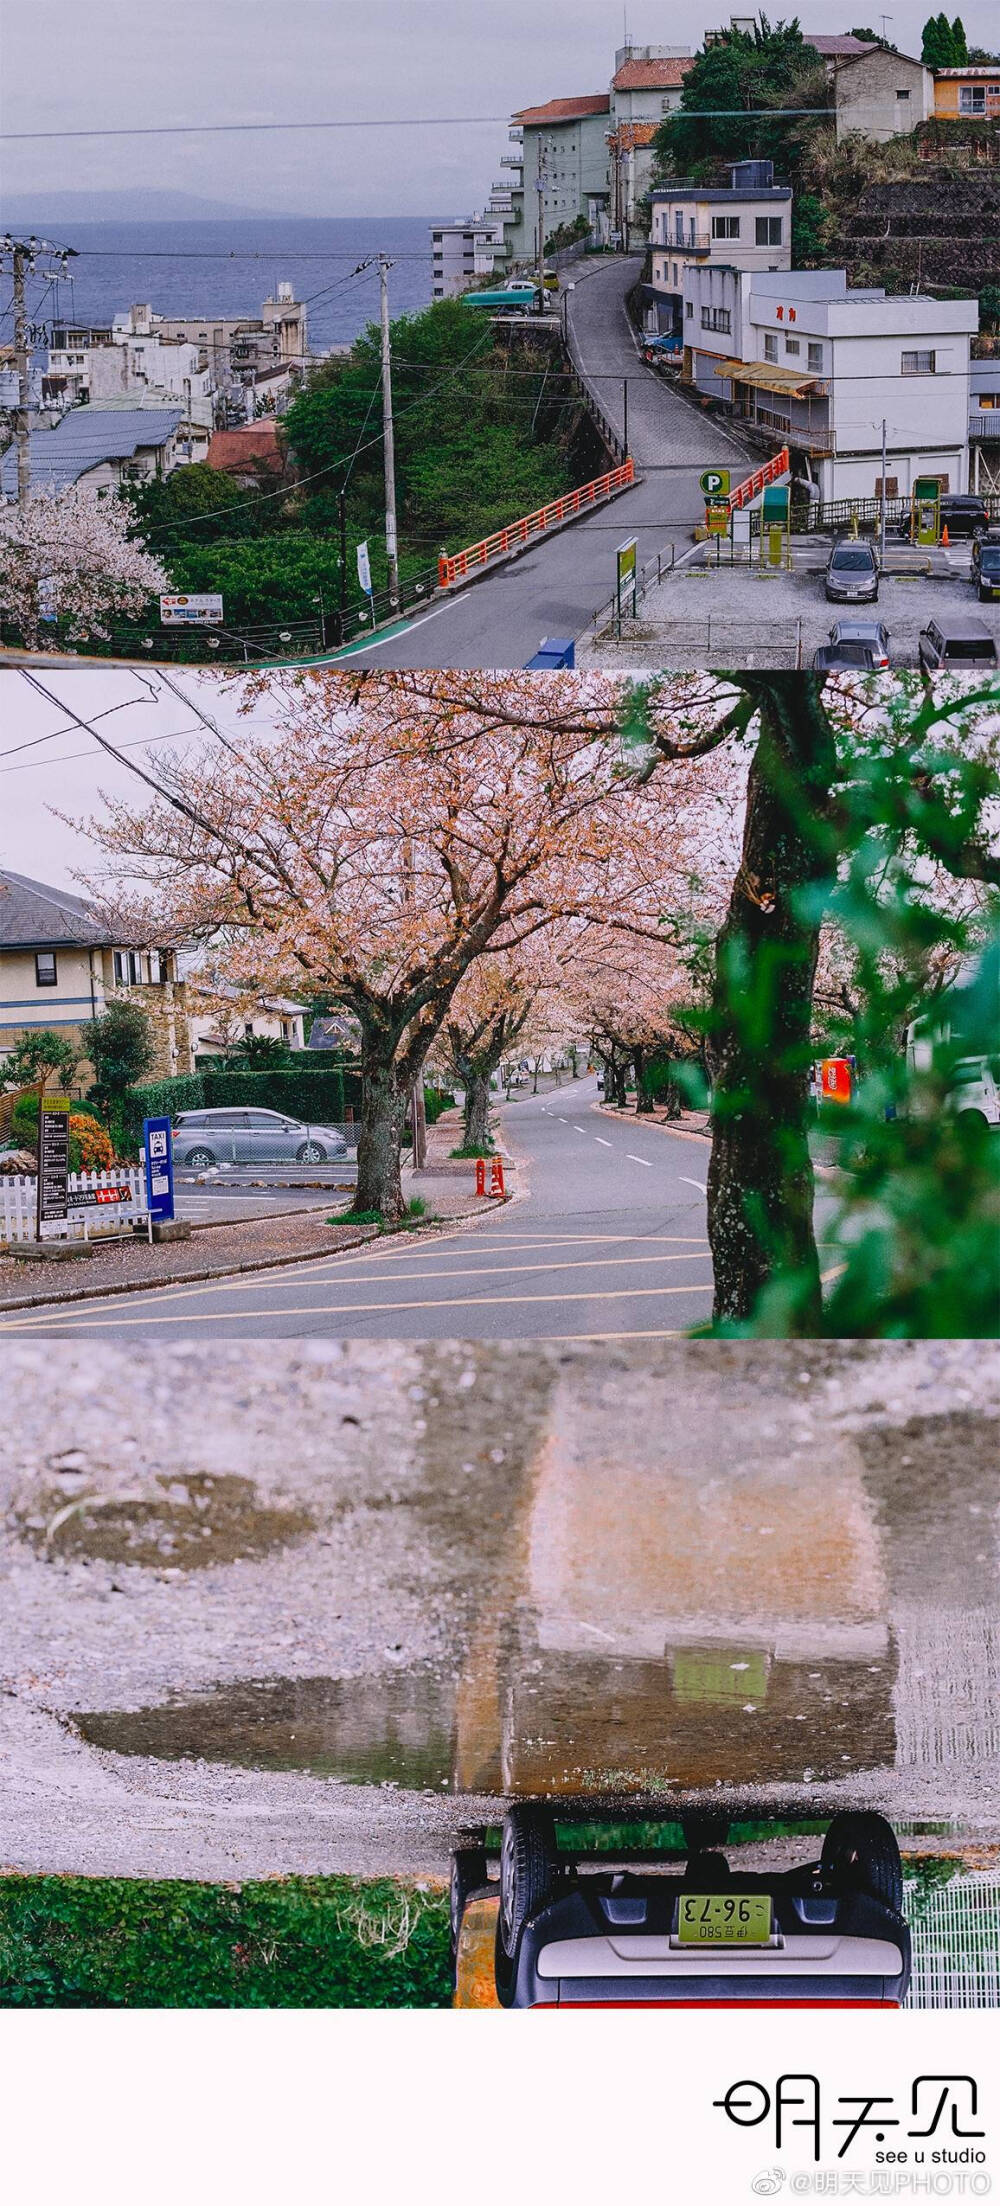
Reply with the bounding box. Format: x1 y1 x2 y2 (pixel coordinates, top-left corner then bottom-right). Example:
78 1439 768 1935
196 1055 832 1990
450 1846 489 1982
821 1812 903 1913
498 1805 560 1960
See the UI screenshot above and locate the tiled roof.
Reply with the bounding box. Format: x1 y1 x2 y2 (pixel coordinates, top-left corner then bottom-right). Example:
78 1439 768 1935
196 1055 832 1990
806 32 877 54
0 869 106 950
514 94 610 125
0 408 182 496
205 423 284 475
612 56 695 90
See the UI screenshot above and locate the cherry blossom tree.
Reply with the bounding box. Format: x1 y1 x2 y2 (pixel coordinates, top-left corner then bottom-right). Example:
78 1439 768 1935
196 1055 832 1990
0 488 168 647
84 669 702 1221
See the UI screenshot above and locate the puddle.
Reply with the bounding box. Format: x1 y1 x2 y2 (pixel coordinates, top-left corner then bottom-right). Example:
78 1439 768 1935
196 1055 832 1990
17 1473 314 1570
74 1669 458 1787
72 1630 897 1794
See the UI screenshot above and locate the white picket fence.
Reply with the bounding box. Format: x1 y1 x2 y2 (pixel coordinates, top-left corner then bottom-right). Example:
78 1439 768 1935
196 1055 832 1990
0 1167 151 1245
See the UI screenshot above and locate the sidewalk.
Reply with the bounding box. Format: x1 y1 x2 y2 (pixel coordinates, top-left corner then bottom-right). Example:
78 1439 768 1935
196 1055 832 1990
0 1155 504 1314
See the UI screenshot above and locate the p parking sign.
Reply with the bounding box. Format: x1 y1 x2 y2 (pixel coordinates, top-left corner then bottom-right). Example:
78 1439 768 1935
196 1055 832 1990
699 468 730 498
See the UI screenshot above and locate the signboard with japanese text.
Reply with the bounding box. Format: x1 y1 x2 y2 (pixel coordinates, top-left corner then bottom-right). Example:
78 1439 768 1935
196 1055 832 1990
616 536 638 620
160 594 224 626
36 1101 70 1230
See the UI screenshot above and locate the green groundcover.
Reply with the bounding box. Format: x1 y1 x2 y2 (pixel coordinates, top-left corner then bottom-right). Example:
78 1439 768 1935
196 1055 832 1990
0 1878 451 2009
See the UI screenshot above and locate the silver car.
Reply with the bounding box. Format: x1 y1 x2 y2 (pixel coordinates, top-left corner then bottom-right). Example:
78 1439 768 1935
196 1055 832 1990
172 1107 349 1167
825 538 879 604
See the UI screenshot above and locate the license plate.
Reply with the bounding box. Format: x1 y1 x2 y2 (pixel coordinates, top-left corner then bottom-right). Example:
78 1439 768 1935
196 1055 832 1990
677 1894 773 1946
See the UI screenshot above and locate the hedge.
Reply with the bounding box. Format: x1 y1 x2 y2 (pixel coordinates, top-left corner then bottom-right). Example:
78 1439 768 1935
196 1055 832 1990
118 1067 363 1154
0 1876 450 2008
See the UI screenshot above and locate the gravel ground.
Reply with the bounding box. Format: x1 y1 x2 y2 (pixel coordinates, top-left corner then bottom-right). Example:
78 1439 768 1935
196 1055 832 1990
0 1338 996 1880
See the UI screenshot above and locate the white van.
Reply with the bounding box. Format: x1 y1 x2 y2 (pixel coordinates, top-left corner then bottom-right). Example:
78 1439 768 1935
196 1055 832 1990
905 1014 999 1129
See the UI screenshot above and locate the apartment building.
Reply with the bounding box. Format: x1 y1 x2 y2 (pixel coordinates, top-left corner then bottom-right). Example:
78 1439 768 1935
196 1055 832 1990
606 48 694 237
430 218 506 299
646 159 792 335
503 94 611 263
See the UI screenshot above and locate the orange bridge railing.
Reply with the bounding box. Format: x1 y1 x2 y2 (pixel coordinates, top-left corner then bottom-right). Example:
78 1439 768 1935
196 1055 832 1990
438 458 636 589
727 446 790 514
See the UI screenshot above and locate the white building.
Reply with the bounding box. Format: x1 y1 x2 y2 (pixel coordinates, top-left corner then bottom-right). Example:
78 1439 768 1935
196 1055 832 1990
45 312 215 430
684 267 978 502
430 217 506 299
647 160 792 335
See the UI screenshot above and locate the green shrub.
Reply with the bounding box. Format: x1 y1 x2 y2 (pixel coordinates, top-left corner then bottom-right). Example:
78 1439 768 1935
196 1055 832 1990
118 1075 205 1156
0 1876 451 2008
202 1069 346 1123
422 1086 456 1126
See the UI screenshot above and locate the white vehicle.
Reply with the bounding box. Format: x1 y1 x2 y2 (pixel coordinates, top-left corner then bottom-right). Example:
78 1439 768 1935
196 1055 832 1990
906 1015 999 1129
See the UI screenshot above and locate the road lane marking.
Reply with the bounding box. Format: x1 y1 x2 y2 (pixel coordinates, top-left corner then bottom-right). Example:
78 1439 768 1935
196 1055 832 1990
3 1279 717 1331
594 1138 613 1147
0 1248 717 1328
626 1154 653 1167
679 1176 707 1195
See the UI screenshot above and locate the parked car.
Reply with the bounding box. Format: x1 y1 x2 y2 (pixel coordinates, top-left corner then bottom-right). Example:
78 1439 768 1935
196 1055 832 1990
171 1108 349 1168
938 493 990 540
917 616 999 672
456 1806 911 2009
826 616 891 667
971 528 1000 601
824 538 879 603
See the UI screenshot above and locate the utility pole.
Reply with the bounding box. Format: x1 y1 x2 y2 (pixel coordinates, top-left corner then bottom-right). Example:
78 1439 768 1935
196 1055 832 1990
378 255 399 610
1 235 77 508
535 136 546 313
880 416 888 565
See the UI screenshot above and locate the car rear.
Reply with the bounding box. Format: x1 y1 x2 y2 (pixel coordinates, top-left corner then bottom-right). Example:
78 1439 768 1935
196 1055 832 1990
511 1883 910 2007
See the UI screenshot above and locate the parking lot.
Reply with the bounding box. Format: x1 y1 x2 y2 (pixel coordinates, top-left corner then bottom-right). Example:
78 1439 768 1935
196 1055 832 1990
583 538 1000 669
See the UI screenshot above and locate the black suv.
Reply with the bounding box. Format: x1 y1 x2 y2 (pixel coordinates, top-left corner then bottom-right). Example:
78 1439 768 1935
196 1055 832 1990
971 527 1000 601
939 494 990 540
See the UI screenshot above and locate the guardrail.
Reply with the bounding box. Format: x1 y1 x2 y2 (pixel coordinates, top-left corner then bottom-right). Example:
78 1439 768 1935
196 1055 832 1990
0 1167 151 1244
438 458 636 588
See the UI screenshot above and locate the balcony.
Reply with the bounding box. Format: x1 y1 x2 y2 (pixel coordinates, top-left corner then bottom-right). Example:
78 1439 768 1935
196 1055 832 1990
970 409 1000 440
655 230 713 254
500 154 523 170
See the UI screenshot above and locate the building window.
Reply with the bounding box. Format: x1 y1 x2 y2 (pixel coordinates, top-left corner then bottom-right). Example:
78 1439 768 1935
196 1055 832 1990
35 951 57 988
785 336 800 355
712 215 740 239
959 87 986 112
701 305 732 333
763 332 778 363
807 341 823 372
147 950 167 984
755 217 783 245
875 476 899 499
685 300 694 318
113 949 143 986
901 349 936 374
895 87 911 99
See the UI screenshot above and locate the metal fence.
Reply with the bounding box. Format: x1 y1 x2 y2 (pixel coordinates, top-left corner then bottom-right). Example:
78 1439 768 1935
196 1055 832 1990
0 567 443 666
905 1873 1000 2009
0 1167 150 1244
592 607 807 667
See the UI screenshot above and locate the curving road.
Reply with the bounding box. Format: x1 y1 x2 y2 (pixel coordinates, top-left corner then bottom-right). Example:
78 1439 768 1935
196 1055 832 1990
0 1078 716 1341
342 256 756 670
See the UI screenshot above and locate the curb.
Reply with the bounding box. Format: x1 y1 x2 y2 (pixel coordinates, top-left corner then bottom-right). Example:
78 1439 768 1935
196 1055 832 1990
0 1202 509 1317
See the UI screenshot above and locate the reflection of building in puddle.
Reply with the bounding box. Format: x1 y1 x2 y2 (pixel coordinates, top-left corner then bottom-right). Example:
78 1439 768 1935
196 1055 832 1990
893 1608 1000 1775
906 1874 1000 2008
455 1376 894 1795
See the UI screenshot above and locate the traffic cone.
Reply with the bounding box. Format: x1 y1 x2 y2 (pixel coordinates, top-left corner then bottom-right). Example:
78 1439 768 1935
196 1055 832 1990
941 523 949 547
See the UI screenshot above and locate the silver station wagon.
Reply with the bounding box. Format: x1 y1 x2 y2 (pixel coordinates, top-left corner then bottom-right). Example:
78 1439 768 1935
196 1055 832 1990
172 1107 349 1167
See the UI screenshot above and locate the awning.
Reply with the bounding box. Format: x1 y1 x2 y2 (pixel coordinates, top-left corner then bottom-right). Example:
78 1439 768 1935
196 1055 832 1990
714 358 819 399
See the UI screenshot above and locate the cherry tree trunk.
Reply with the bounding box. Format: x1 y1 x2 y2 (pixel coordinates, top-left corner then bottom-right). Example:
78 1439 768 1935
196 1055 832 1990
355 1050 407 1221
463 1071 492 1153
706 677 836 1332
633 1045 655 1113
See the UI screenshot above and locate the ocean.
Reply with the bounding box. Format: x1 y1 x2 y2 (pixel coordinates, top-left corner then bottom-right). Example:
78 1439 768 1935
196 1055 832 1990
13 215 446 359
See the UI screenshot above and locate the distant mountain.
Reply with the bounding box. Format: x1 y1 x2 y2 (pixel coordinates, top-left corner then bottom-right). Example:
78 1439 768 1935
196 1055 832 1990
0 189 304 226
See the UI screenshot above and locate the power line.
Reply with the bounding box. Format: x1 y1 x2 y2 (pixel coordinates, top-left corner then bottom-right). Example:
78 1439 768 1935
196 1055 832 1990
0 107 836 144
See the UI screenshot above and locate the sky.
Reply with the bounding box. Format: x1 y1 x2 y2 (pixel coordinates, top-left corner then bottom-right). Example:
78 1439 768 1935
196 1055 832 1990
0 668 271 888
3 0 997 221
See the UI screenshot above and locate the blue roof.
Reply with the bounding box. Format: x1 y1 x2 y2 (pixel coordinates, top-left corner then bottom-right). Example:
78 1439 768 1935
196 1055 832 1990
0 407 182 496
